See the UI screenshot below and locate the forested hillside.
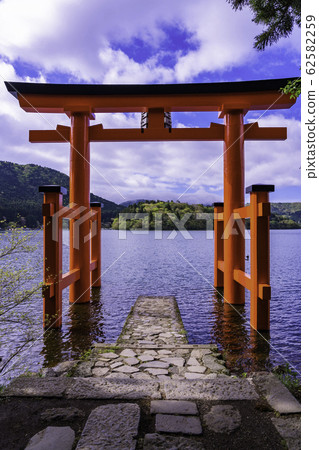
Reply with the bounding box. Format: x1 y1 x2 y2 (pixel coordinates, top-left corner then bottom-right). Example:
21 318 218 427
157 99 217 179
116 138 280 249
0 161 123 227
0 162 301 229
112 200 301 230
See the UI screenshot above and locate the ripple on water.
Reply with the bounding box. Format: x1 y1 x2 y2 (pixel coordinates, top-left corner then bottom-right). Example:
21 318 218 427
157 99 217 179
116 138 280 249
0 229 300 381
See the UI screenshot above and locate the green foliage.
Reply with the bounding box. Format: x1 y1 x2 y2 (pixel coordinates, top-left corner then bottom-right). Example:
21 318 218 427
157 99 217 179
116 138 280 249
227 0 301 50
79 348 93 361
272 363 301 401
112 200 214 231
270 202 301 229
0 161 123 228
280 76 301 99
0 223 42 377
97 346 119 353
112 200 301 230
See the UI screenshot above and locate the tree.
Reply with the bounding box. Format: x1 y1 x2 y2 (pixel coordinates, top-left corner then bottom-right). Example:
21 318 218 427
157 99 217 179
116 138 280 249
227 0 301 50
0 223 42 381
227 0 301 98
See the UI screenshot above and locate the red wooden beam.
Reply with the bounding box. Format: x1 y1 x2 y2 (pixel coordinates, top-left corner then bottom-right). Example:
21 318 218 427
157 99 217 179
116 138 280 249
244 122 287 140
30 125 70 143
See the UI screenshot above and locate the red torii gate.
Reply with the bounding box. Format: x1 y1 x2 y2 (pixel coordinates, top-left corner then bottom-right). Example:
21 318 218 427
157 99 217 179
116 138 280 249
5 79 296 330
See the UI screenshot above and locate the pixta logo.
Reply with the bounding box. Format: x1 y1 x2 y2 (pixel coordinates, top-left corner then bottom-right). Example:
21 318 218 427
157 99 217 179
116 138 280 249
51 203 97 249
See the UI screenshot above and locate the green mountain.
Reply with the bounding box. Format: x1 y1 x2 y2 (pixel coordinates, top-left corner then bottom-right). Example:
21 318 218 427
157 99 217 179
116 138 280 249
0 161 301 230
270 202 301 228
0 161 123 228
112 200 301 230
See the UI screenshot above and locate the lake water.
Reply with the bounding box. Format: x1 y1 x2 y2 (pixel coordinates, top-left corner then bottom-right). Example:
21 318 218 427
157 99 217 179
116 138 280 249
0 229 301 382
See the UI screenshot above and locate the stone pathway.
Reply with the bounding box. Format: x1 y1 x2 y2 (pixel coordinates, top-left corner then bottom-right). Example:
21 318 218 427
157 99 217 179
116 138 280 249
117 295 188 346
52 344 229 381
1 295 301 449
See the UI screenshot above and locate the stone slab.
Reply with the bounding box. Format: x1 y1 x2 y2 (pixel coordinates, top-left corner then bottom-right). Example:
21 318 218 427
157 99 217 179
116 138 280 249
113 365 139 374
204 405 241 434
184 373 206 380
143 350 158 356
140 361 169 369
251 372 301 414
110 361 123 369
190 349 212 358
159 357 185 367
124 357 140 366
143 433 205 449
271 417 301 450
65 378 161 399
73 361 93 377
51 361 78 376
202 355 228 373
145 368 169 376
2 377 70 398
98 352 119 359
40 407 85 421
26 426 75 450
187 366 206 374
187 357 200 366
162 378 259 400
106 373 130 380
151 400 198 415
120 349 137 358
131 372 153 380
155 414 202 435
94 361 109 368
92 367 110 377
138 354 155 362
76 404 140 450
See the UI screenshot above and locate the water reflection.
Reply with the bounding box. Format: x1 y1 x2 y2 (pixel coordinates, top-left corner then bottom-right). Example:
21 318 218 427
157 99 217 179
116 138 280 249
5 229 299 379
210 289 270 373
41 288 105 367
42 330 64 367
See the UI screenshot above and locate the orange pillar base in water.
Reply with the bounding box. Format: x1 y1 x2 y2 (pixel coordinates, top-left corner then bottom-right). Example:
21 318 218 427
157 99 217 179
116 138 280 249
213 202 224 288
90 202 103 287
40 185 67 328
248 184 274 331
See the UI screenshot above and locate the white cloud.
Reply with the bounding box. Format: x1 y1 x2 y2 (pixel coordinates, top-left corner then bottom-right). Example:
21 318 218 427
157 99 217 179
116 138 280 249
245 114 300 188
0 0 296 83
0 1 300 204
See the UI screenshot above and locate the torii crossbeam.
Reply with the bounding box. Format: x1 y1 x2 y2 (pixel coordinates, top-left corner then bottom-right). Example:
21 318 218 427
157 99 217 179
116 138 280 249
5 78 296 330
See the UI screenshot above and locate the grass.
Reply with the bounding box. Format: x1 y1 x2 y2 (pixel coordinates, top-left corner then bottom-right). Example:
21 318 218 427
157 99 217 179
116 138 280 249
79 349 93 361
96 346 119 353
272 363 301 402
80 346 120 361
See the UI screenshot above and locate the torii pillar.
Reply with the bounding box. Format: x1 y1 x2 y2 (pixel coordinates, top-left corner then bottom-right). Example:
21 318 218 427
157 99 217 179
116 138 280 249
69 112 91 303
223 110 245 304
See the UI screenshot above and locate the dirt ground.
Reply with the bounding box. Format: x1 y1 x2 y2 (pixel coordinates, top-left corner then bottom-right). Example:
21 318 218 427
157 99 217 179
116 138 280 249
0 396 287 450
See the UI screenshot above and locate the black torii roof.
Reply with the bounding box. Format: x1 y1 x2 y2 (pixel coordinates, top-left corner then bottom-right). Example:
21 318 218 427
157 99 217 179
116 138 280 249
5 77 298 99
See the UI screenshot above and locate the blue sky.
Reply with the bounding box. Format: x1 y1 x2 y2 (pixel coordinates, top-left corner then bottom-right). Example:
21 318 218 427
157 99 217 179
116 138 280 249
0 0 301 204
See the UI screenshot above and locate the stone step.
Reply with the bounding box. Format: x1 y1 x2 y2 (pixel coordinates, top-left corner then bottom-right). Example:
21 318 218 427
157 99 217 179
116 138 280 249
2 376 259 401
251 372 301 414
143 434 205 449
150 400 198 415
25 426 75 450
76 404 140 449
155 414 202 435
